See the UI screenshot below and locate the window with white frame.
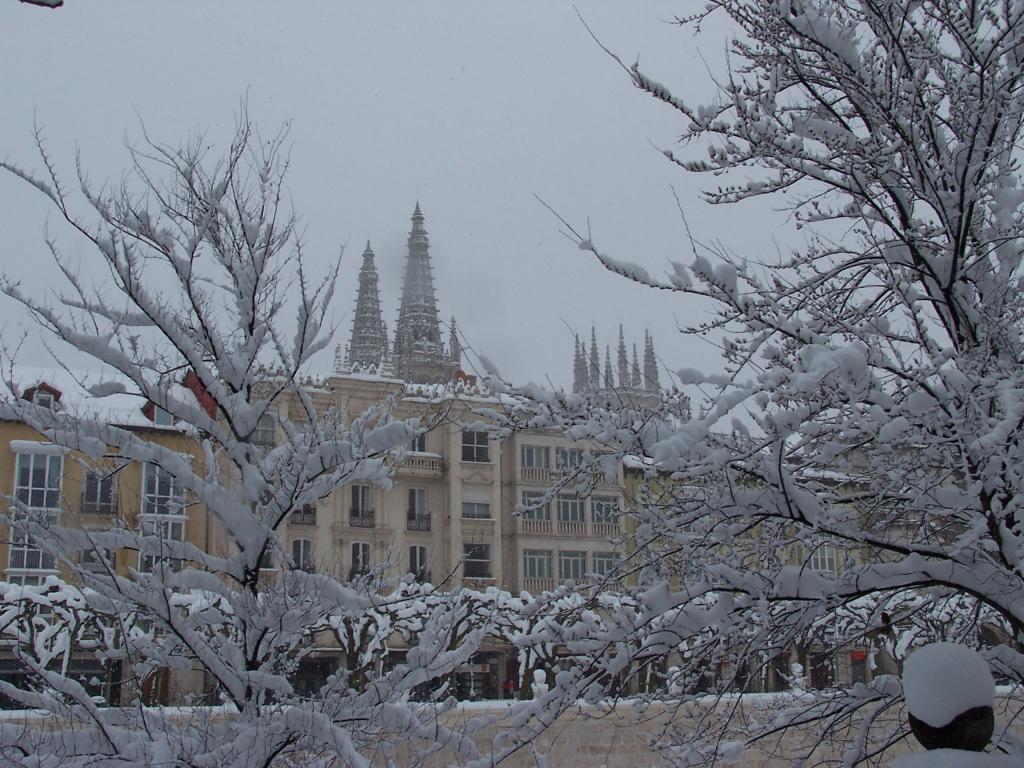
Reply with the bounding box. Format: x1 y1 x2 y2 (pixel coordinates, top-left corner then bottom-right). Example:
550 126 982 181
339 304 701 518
463 543 492 578
152 406 174 426
140 516 186 573
555 447 583 471
140 463 186 573
8 527 56 573
409 545 429 580
9 450 62 579
351 541 370 576
461 430 489 463
409 433 427 452
520 445 549 469
142 463 185 517
808 543 842 574
522 549 552 579
559 551 586 581
591 496 620 524
557 494 583 523
15 451 62 510
461 501 491 519
292 539 314 572
591 552 617 577
82 470 115 514
521 491 549 520
32 391 54 409
7 572 50 587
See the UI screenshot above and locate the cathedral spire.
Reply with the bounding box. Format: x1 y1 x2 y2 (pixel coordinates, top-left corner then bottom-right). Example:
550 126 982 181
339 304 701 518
643 331 659 390
631 342 641 388
346 241 388 370
392 204 451 383
573 335 588 393
449 316 461 367
589 326 600 386
617 324 629 388
604 345 614 389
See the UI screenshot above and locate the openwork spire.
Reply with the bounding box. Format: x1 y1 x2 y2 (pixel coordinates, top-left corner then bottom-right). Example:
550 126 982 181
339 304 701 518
346 242 388 370
617 324 629 388
392 204 452 383
643 330 659 390
570 325 660 404
573 335 588 393
449 316 461 367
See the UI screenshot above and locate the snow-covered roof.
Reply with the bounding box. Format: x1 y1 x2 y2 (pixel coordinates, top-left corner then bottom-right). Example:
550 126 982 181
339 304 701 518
622 454 655 471
3 365 183 431
332 370 407 386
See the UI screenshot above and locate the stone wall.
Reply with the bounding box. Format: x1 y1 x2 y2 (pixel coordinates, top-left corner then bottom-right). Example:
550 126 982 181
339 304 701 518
11 695 1024 766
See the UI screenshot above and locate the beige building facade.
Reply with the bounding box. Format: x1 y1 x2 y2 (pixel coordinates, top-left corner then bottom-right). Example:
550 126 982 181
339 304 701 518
0 371 221 705
264 372 629 598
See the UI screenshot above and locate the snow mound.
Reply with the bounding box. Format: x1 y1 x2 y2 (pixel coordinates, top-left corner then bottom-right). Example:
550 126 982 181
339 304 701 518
903 643 995 727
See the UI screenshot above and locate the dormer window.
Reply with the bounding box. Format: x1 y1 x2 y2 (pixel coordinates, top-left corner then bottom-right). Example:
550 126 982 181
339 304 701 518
142 401 174 426
22 382 62 409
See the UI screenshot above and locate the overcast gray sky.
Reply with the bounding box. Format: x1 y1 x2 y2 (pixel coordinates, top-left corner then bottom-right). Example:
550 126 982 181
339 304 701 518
0 1 794 387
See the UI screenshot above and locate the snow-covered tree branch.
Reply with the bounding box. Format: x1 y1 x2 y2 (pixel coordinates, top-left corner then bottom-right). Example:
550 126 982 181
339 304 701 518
504 0 1024 763
0 115 508 767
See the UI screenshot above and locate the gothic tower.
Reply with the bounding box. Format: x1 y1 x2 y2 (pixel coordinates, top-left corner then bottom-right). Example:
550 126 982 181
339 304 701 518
345 242 388 370
392 204 453 383
589 327 600 386
617 325 629 388
643 330 660 390
449 316 462 368
573 335 588 393
568 326 661 405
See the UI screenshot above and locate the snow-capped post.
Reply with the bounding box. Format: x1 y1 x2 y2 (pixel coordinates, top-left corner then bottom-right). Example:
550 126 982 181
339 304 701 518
893 642 1024 767
788 662 807 696
901 643 995 754
667 666 683 698
531 667 549 699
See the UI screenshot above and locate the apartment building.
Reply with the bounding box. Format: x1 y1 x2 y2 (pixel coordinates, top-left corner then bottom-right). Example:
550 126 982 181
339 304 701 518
502 431 625 595
259 371 630 593
0 206 643 704
261 372 508 593
0 368 219 705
